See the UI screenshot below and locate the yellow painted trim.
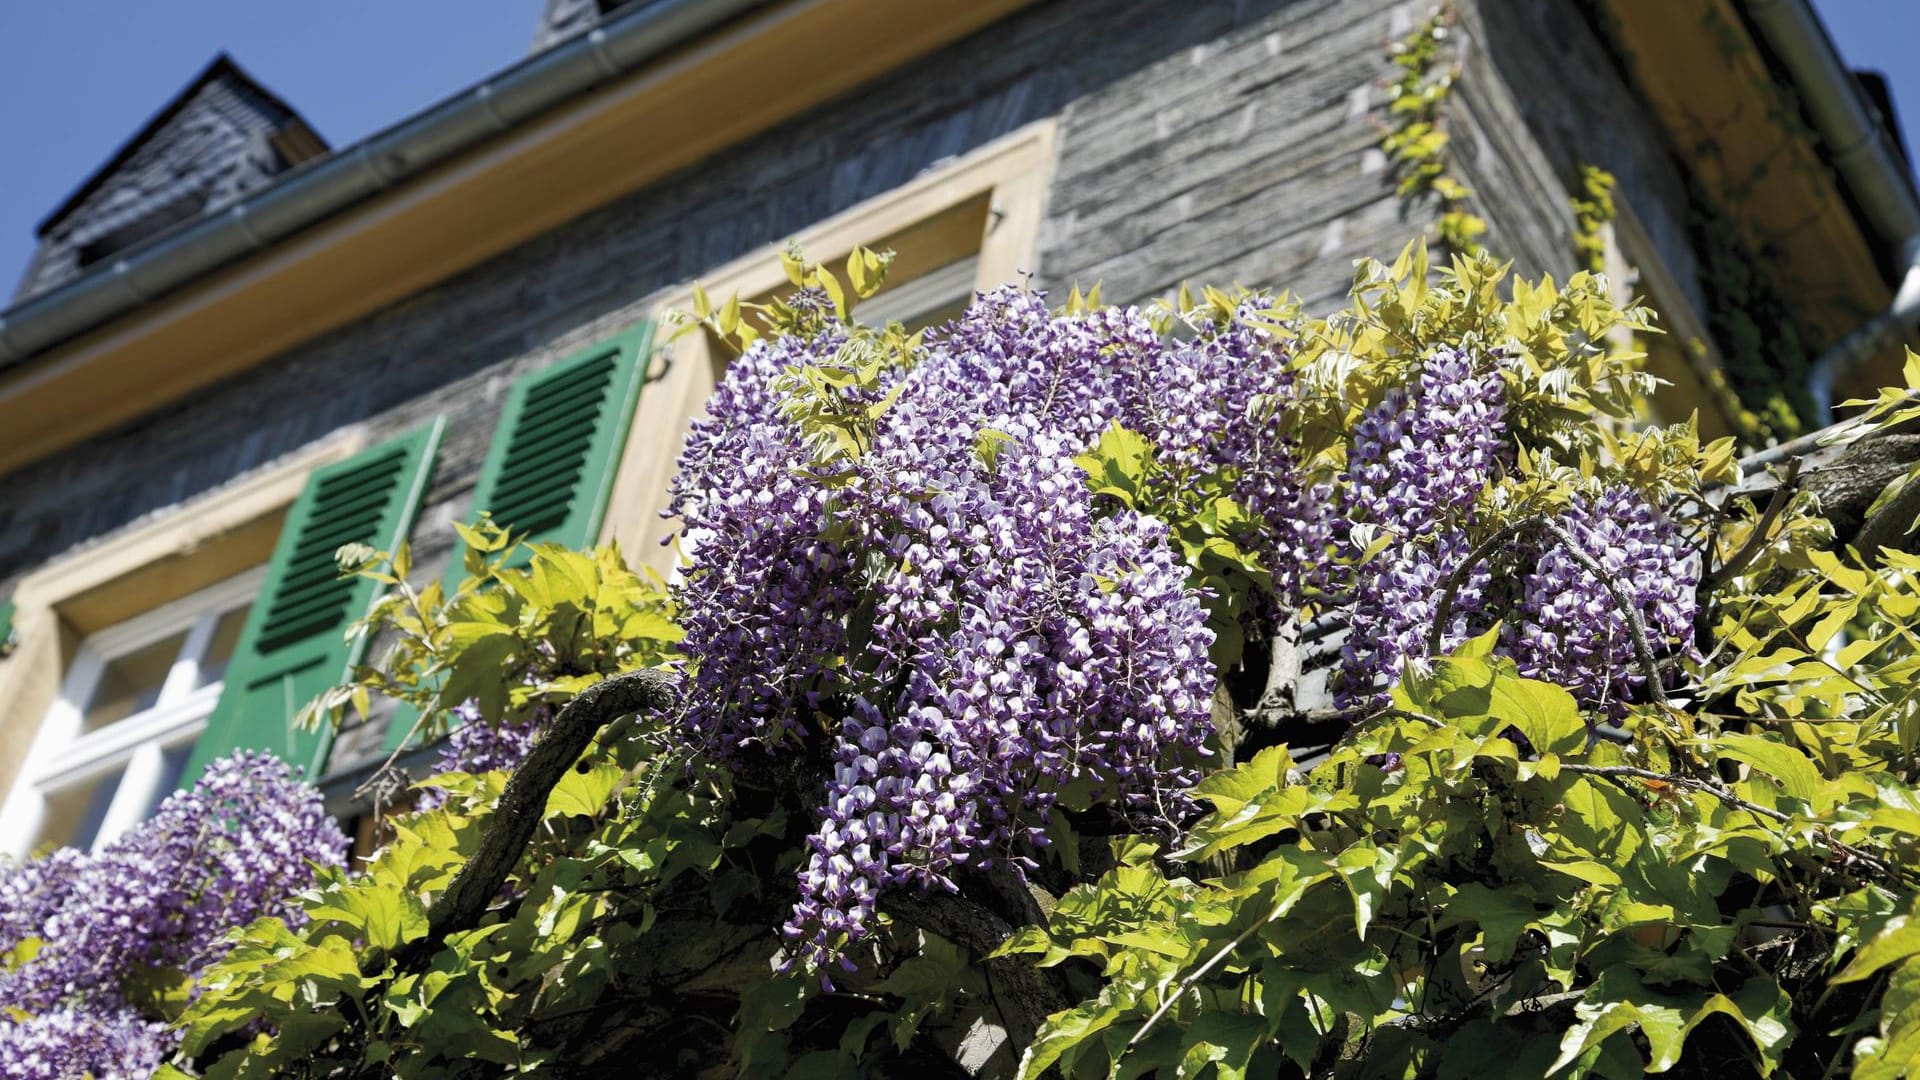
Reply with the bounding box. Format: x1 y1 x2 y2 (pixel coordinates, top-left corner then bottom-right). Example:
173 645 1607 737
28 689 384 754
1602 0 1893 379
0 0 1039 477
0 432 365 806
1606 198 1742 438
600 120 1058 573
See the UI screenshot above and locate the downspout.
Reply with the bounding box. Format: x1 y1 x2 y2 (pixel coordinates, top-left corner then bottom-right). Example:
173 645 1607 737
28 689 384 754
0 0 766 367
1806 253 1920 418
1742 0 1920 421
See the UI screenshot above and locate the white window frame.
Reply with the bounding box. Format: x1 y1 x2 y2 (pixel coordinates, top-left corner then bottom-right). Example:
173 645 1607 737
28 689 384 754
0 567 263 857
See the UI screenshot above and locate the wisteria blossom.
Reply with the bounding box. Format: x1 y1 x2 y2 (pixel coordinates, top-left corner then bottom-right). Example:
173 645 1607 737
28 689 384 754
1333 349 1510 706
1508 485 1699 713
0 752 345 1078
670 287 1290 974
669 285 1698 976
1331 348 1696 712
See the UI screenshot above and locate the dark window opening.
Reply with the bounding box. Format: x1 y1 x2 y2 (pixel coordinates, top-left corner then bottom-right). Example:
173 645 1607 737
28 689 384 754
75 191 208 271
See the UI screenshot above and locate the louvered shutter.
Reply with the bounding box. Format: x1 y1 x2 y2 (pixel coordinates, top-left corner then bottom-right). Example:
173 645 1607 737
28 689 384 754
381 324 651 753
183 421 444 785
462 322 652 568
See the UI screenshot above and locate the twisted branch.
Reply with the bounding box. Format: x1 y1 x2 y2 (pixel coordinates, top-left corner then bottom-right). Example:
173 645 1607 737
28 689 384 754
386 667 679 973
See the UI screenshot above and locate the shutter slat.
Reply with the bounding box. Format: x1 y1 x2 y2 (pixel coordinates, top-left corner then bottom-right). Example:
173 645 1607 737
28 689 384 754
185 421 445 784
500 411 602 459
514 364 617 427
496 421 600 476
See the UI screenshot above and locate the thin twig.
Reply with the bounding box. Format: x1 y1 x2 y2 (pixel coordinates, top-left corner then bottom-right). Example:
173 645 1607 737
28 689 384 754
1535 518 1672 709
1125 908 1272 1052
352 708 434 805
1707 458 1802 590
1558 763 1913 885
1426 513 1674 708
1426 516 1544 656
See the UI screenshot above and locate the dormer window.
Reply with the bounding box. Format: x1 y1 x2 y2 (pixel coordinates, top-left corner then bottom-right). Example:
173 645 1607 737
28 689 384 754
73 191 209 271
11 55 324 304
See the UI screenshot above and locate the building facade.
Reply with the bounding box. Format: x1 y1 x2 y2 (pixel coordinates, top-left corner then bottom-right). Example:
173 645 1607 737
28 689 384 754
0 0 1911 852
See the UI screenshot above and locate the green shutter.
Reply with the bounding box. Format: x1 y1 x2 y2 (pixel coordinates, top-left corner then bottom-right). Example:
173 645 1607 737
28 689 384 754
184 421 444 785
460 321 652 568
381 323 651 754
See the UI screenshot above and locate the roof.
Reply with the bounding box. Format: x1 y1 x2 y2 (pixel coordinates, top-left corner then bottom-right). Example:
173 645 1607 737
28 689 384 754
34 53 326 238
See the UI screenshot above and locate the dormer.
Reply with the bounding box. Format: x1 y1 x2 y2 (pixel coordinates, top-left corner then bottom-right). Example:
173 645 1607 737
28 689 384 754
13 55 326 303
529 0 637 53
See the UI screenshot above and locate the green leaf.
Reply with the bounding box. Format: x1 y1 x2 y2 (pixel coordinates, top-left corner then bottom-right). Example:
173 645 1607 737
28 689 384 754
123 964 196 1022
1718 733 1826 807
547 760 626 818
1487 675 1584 756
1837 915 1920 984
1019 993 1121 1080
1442 883 1541 964
1177 1012 1266 1079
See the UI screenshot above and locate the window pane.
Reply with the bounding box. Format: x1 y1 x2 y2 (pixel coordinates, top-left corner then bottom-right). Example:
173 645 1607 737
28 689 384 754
900 294 970 333
82 631 189 733
35 770 123 853
146 743 196 816
195 606 250 689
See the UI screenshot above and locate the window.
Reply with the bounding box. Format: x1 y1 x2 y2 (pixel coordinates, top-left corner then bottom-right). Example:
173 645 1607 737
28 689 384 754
0 570 261 856
601 120 1057 571
853 254 979 331
0 435 367 856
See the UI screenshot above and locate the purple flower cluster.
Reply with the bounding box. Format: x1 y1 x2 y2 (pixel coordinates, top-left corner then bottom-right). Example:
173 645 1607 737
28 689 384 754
0 1008 168 1080
428 700 544 788
1335 350 1508 706
669 283 1699 974
1507 486 1699 711
1337 533 1495 707
1343 349 1508 538
0 751 345 1078
670 325 860 754
671 287 1249 975
1141 301 1329 604
1329 350 1697 713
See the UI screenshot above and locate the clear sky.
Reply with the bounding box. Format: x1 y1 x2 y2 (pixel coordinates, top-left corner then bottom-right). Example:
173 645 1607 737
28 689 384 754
0 2 1916 302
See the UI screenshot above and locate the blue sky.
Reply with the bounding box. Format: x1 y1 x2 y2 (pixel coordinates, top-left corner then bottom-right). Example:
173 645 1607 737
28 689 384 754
0 2 1915 301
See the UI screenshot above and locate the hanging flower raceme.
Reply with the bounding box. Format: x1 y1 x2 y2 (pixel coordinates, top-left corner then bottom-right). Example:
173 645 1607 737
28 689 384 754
1507 485 1700 713
0 751 345 1079
671 286 1256 976
1329 347 1698 713
1335 348 1511 708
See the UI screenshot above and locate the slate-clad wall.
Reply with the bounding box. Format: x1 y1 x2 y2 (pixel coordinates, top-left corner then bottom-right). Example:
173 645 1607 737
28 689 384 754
0 0 1693 658
1036 0 1419 312
1454 0 1705 310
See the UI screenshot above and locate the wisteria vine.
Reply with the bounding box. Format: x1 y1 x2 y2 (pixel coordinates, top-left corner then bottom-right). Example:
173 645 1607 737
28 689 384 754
669 274 1699 976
